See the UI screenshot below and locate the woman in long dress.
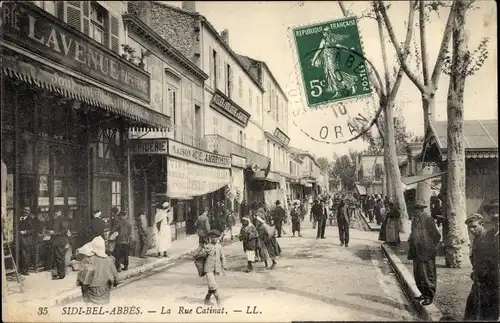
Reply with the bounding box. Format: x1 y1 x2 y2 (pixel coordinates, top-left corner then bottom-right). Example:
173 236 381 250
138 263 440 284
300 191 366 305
310 26 358 98
155 201 172 257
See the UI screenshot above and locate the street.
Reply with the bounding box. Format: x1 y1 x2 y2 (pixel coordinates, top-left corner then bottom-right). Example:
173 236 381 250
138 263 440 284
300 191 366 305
54 224 418 322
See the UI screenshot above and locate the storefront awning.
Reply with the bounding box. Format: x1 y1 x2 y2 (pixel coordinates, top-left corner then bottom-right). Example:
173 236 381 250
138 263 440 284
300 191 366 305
401 172 445 185
355 184 367 195
2 51 171 129
253 171 281 183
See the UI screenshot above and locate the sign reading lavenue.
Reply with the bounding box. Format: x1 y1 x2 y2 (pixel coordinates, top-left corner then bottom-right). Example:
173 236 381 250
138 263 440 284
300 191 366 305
210 89 250 127
273 128 290 146
168 140 231 169
293 17 371 107
0 2 150 102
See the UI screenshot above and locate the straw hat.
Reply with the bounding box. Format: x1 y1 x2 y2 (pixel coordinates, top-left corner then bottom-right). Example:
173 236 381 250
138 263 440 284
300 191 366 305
207 230 221 237
465 213 484 225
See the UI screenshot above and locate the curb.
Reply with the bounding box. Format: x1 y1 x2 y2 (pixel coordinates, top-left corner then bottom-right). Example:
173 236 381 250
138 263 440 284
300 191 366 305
53 236 241 307
358 211 377 232
380 243 443 321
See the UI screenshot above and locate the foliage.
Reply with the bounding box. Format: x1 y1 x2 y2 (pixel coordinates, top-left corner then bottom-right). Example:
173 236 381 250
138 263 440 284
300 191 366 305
328 150 361 190
316 157 330 172
442 37 490 76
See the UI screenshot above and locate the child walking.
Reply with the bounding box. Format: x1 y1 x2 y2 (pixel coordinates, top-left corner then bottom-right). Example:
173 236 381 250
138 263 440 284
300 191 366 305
202 230 227 306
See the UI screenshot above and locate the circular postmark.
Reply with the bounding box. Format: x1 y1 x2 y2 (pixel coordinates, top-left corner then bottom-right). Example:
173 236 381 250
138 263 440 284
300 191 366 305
286 17 383 145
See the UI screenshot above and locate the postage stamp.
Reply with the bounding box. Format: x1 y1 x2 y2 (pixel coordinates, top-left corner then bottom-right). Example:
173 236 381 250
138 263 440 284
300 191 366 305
292 17 372 107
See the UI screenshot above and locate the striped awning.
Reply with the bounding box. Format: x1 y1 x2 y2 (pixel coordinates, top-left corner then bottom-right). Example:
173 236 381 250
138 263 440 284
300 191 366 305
2 51 171 129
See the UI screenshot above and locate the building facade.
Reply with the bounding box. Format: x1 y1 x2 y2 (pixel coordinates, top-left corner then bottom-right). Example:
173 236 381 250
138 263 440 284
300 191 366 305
1 1 171 265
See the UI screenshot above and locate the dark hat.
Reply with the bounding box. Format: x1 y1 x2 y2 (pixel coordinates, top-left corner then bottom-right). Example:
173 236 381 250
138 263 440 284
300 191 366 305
207 230 221 237
275 200 281 205
465 213 484 224
414 201 428 209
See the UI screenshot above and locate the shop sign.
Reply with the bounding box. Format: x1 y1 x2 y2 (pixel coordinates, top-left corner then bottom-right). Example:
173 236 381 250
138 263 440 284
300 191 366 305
210 89 250 127
167 157 230 198
2 54 170 128
231 154 247 168
130 139 168 155
0 2 150 102
168 140 231 169
267 172 281 182
274 128 290 146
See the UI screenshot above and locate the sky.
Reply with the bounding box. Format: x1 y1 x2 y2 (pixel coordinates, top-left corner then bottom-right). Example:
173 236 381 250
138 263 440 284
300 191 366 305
166 1 497 160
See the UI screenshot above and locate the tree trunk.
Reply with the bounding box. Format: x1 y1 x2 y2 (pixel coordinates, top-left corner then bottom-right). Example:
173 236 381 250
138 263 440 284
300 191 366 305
444 0 470 268
416 98 433 209
384 152 393 199
384 101 410 234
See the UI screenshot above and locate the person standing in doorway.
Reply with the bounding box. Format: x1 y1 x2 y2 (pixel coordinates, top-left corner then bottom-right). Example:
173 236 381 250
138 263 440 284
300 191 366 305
111 210 132 272
47 208 70 280
196 208 211 248
337 199 351 247
155 201 172 258
407 201 441 306
134 209 149 258
273 200 286 238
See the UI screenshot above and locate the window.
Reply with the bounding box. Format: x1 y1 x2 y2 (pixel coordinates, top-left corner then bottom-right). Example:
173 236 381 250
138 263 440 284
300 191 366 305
267 140 271 158
270 90 275 116
34 1 56 16
238 130 243 146
167 86 177 124
212 49 218 89
238 77 243 98
213 116 219 134
243 133 247 147
90 2 106 44
98 129 121 159
275 95 279 121
226 64 232 98
249 88 252 108
111 181 122 210
228 125 233 142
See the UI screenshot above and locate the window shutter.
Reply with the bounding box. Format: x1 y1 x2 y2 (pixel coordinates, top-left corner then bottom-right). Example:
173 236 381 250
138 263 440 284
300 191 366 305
82 1 90 36
109 15 120 53
224 64 228 94
216 55 221 90
167 88 174 118
229 67 233 96
57 1 65 20
66 1 82 32
209 47 214 87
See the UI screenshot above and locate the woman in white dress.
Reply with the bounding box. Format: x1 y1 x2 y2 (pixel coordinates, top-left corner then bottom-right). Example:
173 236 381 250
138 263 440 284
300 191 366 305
155 201 172 257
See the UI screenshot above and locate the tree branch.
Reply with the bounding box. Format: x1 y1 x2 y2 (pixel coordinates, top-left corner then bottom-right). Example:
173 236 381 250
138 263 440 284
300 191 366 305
374 1 392 93
378 0 426 93
430 2 455 87
419 0 430 84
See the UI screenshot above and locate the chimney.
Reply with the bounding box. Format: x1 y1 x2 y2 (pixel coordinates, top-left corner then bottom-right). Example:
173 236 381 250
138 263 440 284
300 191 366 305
221 29 229 45
182 1 196 12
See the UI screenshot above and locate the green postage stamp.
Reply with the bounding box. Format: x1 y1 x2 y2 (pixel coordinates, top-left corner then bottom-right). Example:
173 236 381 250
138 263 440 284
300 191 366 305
292 17 372 107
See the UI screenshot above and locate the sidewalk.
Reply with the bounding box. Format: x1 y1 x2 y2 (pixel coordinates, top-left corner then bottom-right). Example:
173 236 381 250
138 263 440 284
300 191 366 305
4 226 241 307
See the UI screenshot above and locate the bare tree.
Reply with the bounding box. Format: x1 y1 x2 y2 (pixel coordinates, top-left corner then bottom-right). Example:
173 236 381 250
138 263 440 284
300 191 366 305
443 0 469 268
337 0 416 233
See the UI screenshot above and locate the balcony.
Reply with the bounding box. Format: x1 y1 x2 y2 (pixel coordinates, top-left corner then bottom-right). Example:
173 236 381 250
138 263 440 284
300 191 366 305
205 134 270 169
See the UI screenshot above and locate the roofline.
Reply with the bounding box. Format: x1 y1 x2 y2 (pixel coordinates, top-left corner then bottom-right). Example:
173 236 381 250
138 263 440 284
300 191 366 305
150 1 265 92
237 54 288 101
123 14 208 81
198 19 265 93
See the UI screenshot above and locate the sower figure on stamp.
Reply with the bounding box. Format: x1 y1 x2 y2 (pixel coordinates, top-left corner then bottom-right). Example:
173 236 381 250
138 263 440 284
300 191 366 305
407 201 441 306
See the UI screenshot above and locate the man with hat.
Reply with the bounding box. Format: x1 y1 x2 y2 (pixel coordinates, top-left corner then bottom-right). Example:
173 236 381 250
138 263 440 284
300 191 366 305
110 210 132 272
407 200 441 306
201 229 227 306
272 200 286 238
290 201 303 237
196 207 211 248
312 198 328 239
463 212 499 320
337 198 351 247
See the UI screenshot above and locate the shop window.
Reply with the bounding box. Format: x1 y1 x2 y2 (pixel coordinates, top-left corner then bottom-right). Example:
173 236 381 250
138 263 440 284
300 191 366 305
111 181 122 210
37 143 50 175
53 178 64 206
38 175 50 207
90 2 106 45
167 87 177 124
98 129 120 159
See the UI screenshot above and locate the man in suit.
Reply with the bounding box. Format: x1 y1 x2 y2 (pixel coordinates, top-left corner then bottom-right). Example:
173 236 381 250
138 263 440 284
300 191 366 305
273 200 286 238
196 208 211 247
47 208 70 280
111 210 132 272
19 206 39 275
337 199 351 247
312 199 328 239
